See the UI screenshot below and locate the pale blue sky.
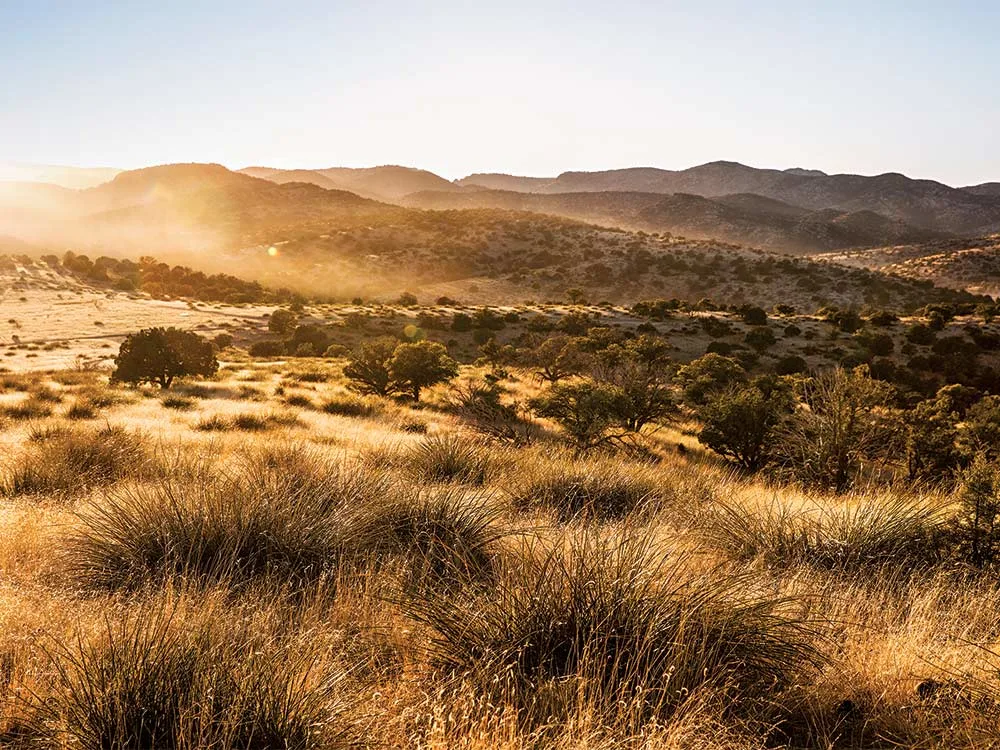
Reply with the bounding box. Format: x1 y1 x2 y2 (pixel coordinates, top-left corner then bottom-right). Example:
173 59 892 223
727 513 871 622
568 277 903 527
2 1 997 185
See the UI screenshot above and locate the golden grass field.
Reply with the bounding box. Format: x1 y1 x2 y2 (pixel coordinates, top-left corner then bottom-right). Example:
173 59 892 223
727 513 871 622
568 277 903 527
0 352 997 749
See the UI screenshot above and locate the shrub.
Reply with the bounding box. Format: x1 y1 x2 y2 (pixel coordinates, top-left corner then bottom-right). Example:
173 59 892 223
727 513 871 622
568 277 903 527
388 341 458 400
744 327 776 352
248 339 285 357
739 305 768 326
698 380 794 473
405 434 496 485
529 380 626 451
39 604 353 750
775 355 807 375
111 328 218 389
267 308 298 335
676 354 747 406
407 533 820 725
343 337 398 397
2 425 149 497
776 367 896 493
449 380 528 443
950 457 1000 568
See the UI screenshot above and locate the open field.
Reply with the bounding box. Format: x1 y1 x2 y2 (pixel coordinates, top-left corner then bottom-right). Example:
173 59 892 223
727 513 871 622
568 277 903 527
0 344 999 748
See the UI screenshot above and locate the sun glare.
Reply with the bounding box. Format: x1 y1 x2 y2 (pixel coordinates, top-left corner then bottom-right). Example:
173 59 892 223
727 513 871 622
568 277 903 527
267 246 279 257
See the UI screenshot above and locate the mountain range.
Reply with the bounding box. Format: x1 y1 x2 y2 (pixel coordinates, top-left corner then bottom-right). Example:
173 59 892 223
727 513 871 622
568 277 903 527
1 159 999 304
231 161 1000 253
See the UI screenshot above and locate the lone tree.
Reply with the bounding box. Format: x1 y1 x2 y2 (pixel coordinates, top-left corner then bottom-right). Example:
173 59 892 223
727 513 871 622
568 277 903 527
389 341 458 400
111 327 218 389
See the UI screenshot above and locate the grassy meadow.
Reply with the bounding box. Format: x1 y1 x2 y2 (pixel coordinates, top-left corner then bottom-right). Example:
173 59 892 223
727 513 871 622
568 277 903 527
0 356 996 749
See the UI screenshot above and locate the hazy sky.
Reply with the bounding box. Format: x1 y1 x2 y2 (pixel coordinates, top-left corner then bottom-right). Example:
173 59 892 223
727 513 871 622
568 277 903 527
2 1 998 185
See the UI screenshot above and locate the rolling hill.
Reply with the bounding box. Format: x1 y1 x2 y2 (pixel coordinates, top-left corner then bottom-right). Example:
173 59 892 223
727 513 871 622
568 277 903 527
812 235 1000 297
0 162 985 311
402 188 946 254
457 161 1000 236
239 164 461 201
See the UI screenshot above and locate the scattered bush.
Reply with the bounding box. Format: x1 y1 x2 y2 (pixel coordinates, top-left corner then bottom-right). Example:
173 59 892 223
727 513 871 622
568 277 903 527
111 328 218 390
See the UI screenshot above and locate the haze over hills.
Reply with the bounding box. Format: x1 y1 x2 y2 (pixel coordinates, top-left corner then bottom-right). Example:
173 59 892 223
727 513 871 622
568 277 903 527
0 161 982 310
401 188 947 254
0 162 121 189
456 162 1000 236
238 165 460 201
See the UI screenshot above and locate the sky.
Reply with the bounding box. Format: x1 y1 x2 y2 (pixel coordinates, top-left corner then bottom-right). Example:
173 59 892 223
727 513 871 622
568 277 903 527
1 1 998 186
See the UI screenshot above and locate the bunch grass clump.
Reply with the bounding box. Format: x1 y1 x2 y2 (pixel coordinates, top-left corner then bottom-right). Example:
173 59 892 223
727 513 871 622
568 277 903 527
408 532 821 727
509 457 664 521
1 395 53 420
68 456 374 589
321 394 382 418
346 488 508 593
37 603 353 750
701 494 949 571
2 424 151 498
405 433 499 485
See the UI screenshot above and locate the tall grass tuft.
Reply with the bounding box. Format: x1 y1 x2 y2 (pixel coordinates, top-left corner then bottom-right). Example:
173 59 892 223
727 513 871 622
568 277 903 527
346 488 508 593
407 532 821 726
2 425 150 498
405 434 499 485
509 458 663 521
71 450 396 590
700 494 949 571
37 603 353 749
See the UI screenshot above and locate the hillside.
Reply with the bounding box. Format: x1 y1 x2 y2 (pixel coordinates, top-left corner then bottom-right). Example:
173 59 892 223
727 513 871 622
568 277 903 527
240 164 461 201
0 163 402 254
0 163 983 310
0 162 121 189
457 161 1000 235
813 235 1000 297
403 188 946 254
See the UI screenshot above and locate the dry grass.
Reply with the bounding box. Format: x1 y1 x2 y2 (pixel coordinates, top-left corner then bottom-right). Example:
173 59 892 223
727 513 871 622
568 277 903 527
0 363 999 749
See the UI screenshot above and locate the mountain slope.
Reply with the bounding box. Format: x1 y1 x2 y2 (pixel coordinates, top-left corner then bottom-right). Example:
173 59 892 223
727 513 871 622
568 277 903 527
456 161 1000 235
813 235 1000 297
0 163 400 253
240 164 461 201
402 188 947 254
0 163 121 189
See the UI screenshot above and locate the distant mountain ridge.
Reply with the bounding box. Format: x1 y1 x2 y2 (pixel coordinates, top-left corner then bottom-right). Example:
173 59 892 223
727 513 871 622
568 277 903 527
455 161 1000 236
402 187 948 254
238 165 460 201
